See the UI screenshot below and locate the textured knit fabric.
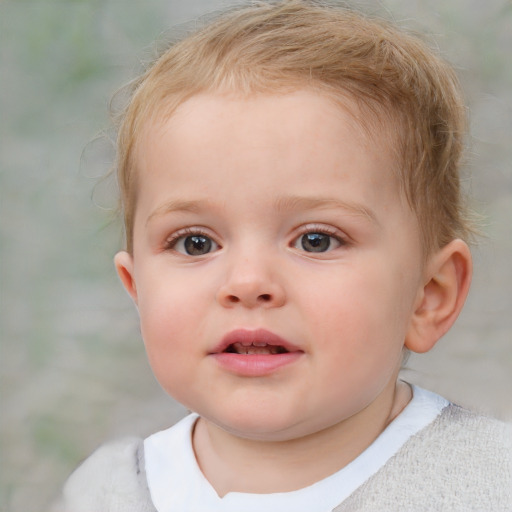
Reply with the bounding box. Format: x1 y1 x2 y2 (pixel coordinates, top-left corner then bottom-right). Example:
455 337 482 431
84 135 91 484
333 404 512 512
51 437 157 512
52 405 512 512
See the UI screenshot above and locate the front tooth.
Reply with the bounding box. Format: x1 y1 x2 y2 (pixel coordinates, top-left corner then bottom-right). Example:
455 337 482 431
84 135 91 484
230 342 281 355
231 342 249 352
252 341 268 347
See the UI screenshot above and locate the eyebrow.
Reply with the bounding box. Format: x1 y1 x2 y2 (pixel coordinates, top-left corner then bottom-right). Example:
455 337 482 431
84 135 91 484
146 195 378 225
146 199 214 225
273 196 379 224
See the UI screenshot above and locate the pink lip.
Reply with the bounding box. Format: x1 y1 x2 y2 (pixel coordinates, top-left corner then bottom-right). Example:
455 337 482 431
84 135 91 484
211 328 301 354
210 328 304 377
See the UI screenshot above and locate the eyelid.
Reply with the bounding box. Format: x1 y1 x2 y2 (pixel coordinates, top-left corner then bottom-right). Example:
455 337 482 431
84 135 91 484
294 223 349 242
164 227 221 253
291 223 350 252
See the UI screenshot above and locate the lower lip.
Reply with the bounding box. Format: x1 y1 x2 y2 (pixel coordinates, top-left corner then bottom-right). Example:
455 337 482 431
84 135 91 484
211 352 303 377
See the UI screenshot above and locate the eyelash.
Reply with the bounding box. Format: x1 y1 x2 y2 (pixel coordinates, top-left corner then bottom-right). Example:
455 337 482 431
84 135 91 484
162 224 349 255
296 224 345 240
164 228 218 251
292 224 349 251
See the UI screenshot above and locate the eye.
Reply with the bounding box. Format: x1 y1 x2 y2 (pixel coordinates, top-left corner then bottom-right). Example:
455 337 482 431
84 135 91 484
166 231 219 256
293 230 344 253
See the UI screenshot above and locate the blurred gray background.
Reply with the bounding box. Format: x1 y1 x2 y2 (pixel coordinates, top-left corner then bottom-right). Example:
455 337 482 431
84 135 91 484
1 1 511 510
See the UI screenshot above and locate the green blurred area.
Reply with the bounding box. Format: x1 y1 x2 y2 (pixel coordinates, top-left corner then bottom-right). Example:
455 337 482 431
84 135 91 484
1 1 511 510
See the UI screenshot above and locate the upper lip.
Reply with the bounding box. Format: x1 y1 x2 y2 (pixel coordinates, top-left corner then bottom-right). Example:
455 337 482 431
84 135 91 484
210 328 303 354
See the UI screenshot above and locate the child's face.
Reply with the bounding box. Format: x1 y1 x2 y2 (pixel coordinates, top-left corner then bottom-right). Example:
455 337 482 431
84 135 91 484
117 90 426 441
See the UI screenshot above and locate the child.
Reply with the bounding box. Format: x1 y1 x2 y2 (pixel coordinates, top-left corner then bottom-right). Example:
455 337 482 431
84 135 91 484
53 1 511 510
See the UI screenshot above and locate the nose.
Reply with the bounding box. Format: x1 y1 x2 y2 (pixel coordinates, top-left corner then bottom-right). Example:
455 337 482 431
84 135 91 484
216 254 286 309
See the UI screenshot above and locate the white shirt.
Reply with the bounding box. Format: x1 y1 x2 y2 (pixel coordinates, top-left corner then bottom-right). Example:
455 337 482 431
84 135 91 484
144 385 448 512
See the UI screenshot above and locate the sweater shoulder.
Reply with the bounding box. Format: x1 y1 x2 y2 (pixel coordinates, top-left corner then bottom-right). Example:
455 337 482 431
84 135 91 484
438 403 511 436
51 437 156 512
335 405 512 511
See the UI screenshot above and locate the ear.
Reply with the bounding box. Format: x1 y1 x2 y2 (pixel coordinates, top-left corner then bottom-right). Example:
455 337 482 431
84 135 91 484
114 251 138 305
405 239 472 354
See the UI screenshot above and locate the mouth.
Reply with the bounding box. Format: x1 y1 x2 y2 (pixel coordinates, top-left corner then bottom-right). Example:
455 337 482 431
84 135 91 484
210 329 303 376
212 328 300 356
224 342 289 355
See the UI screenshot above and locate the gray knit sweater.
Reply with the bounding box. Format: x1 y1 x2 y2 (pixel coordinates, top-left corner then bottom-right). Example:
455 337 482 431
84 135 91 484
52 404 512 512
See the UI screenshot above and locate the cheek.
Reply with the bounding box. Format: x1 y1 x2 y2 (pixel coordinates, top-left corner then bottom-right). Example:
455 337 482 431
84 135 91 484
139 301 203 405
136 279 200 373
137 268 200 327
306 265 410 353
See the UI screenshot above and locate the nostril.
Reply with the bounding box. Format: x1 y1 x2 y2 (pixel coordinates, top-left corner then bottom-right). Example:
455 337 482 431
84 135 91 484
218 289 283 308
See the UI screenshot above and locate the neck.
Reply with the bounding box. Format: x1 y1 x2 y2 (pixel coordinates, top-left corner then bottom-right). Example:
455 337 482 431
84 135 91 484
192 380 411 497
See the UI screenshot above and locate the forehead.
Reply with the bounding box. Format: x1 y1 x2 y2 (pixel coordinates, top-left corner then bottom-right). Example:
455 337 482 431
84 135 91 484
138 89 397 173
134 90 405 219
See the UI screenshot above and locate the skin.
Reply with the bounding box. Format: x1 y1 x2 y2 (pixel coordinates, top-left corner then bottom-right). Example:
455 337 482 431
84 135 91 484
115 90 472 496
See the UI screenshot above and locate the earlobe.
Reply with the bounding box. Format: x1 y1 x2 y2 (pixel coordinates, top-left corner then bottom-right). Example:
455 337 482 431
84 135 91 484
405 239 472 354
114 251 138 304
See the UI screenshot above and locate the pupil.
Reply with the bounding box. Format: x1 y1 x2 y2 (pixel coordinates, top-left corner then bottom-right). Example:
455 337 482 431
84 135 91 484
185 235 211 255
302 233 330 252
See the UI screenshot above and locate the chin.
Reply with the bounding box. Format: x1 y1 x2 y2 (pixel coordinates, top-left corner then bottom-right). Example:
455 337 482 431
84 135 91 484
206 406 314 442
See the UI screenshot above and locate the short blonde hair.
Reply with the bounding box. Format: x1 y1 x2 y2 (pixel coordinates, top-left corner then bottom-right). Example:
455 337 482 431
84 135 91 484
116 0 473 254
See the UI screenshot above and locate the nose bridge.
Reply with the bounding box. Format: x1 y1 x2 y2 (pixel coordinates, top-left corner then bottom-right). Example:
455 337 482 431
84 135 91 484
217 239 285 308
